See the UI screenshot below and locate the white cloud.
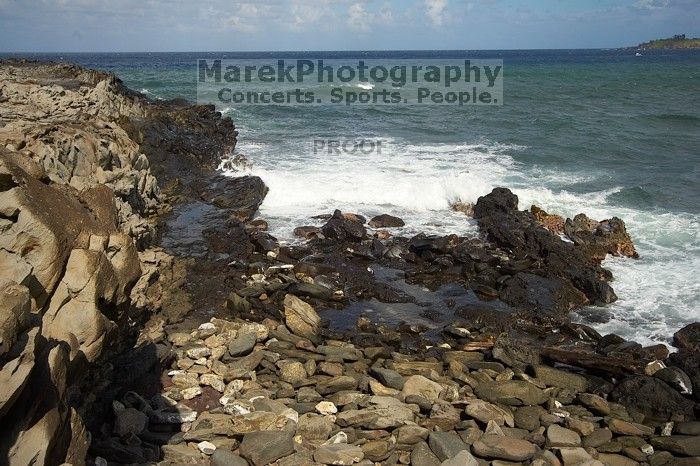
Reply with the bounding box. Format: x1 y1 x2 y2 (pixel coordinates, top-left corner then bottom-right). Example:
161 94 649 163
634 0 670 9
221 14 259 33
347 2 371 31
424 0 447 26
286 0 335 32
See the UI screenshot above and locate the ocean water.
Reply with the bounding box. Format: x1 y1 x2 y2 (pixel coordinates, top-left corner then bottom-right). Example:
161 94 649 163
5 50 699 346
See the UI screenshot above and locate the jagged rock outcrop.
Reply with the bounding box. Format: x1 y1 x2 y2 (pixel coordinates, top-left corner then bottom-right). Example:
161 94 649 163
0 62 161 245
474 188 619 306
0 150 141 463
0 60 242 465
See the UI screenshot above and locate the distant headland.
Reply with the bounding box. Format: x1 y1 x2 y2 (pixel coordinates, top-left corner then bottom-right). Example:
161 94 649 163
636 34 700 50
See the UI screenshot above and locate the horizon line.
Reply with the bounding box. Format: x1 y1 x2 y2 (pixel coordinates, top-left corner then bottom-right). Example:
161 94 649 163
0 46 668 55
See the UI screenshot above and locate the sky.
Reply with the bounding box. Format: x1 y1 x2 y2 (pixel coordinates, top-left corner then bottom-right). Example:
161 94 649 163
0 0 698 52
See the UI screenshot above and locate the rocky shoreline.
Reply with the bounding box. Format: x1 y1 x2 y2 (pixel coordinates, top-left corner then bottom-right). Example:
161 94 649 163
0 60 698 466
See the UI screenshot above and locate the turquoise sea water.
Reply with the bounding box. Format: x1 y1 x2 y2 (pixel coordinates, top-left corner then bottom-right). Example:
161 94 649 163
4 50 699 346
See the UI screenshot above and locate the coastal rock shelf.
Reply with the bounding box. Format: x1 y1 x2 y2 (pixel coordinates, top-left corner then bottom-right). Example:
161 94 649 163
0 60 698 466
0 60 238 464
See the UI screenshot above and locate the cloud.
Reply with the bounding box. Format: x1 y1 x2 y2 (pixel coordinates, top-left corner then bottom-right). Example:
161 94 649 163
424 0 447 26
286 0 337 32
634 0 670 9
347 2 371 31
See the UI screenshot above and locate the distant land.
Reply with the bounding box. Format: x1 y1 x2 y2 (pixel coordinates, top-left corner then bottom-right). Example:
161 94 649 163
636 34 700 50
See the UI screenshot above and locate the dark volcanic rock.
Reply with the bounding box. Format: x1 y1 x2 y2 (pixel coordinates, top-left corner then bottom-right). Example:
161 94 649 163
408 234 458 255
611 376 696 422
201 175 268 221
654 367 694 395
473 188 617 306
674 323 700 351
669 349 700 402
202 219 254 258
249 230 279 254
499 272 588 319
369 214 405 228
321 209 367 242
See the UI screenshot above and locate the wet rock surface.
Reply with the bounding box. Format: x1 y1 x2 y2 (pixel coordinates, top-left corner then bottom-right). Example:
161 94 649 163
0 60 698 466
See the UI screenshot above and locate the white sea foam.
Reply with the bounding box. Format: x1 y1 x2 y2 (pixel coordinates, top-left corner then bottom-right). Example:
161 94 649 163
338 82 376 90
513 187 700 346
221 133 700 345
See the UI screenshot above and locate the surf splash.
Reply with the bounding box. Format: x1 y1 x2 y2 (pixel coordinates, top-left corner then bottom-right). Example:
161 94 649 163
220 131 699 347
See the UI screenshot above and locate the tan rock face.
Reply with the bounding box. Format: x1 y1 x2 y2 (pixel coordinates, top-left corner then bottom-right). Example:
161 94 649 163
42 244 140 363
0 64 162 242
283 294 320 339
0 153 140 364
0 59 242 465
0 62 172 465
0 280 32 359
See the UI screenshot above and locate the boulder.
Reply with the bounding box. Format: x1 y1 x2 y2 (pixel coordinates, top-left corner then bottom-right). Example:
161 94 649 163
283 294 320 340
596 453 638 466
654 367 693 395
583 428 613 448
475 380 548 406
607 418 653 437
239 431 295 466
229 410 296 434
228 332 257 357
533 365 588 392
317 376 358 395
226 292 252 315
0 327 40 419
500 273 588 319
293 225 323 239
514 406 545 431
183 413 234 441
297 414 334 441
41 241 141 363
369 367 405 390
556 447 597 465
676 422 700 436
531 205 565 233
411 441 441 466
278 360 307 385
578 393 611 415
314 444 364 465
611 376 695 422
395 425 430 444
428 431 469 461
361 437 396 462
114 408 147 437
336 406 414 429
650 435 700 457
440 450 478 466
674 323 700 351
203 175 268 221
401 375 444 403
465 400 512 426
472 434 538 461
368 214 405 228
322 210 366 242
211 450 248 466
546 424 581 447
